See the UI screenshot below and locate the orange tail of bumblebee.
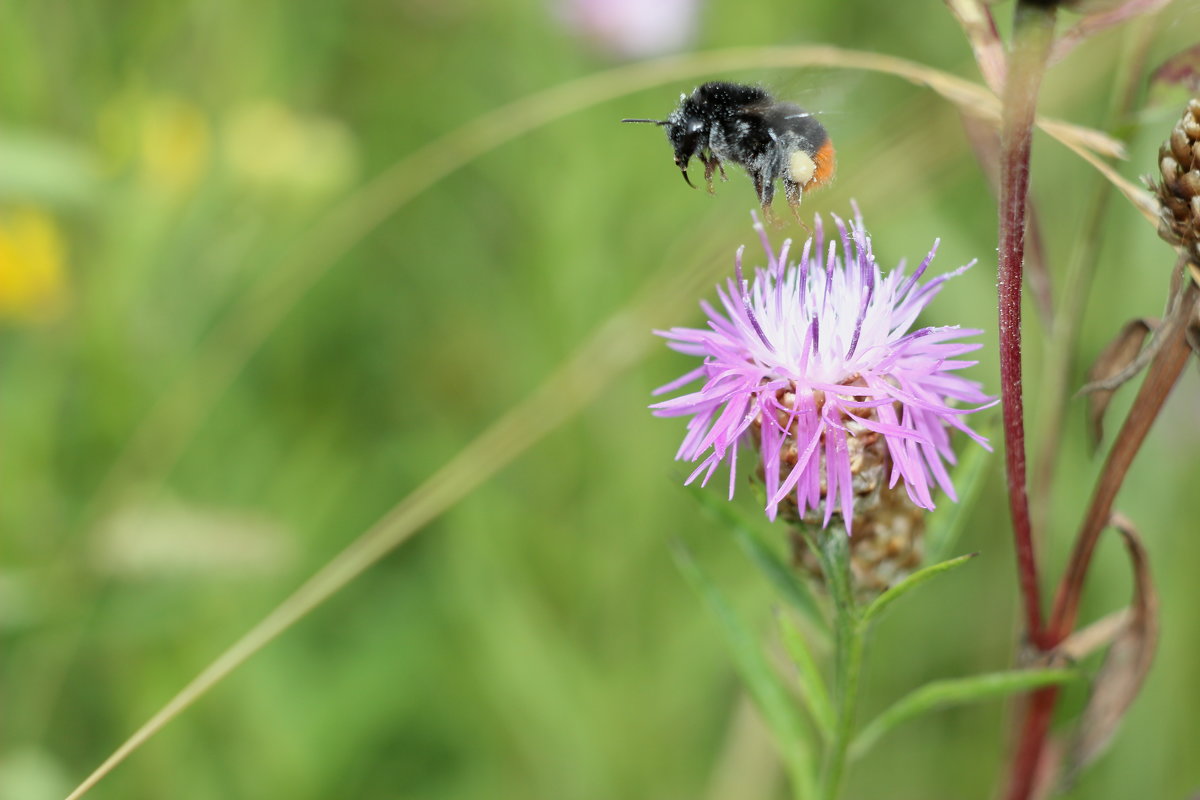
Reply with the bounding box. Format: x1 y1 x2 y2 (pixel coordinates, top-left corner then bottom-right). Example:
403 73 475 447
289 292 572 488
808 138 836 191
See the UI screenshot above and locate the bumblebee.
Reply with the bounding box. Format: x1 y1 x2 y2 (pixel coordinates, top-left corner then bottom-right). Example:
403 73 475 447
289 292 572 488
623 81 835 221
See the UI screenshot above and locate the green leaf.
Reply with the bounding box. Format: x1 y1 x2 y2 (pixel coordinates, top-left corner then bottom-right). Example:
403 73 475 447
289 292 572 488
0 130 98 206
925 421 996 564
689 489 826 631
860 553 978 628
672 543 817 799
850 668 1078 760
777 610 835 742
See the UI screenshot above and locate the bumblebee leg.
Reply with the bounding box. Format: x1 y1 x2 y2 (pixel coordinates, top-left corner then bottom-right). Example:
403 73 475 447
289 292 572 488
783 178 809 230
701 155 718 195
753 172 778 225
717 162 728 182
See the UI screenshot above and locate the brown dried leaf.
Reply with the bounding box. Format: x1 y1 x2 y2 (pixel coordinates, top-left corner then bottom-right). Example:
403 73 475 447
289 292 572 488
1051 0 1176 64
1150 43 1200 93
1064 513 1159 779
1083 318 1158 445
1053 608 1130 663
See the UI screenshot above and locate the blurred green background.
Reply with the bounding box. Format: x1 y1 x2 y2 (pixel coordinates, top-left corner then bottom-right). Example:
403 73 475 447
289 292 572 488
2 0 1199 798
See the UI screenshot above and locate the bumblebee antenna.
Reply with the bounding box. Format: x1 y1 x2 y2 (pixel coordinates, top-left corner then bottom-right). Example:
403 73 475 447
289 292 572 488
621 118 667 125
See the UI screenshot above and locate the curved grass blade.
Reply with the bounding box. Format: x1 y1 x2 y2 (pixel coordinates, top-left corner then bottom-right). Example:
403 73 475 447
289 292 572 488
849 668 1078 760
860 553 978 628
673 543 817 799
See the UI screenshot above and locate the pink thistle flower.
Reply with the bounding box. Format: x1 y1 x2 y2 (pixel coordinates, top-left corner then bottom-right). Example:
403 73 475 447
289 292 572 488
651 208 994 532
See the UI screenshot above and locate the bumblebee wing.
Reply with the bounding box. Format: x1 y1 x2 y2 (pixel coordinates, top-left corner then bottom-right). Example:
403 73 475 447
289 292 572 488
765 103 828 153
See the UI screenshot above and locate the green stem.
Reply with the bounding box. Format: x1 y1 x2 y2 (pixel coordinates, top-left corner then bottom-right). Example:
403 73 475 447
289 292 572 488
824 620 866 800
813 531 865 800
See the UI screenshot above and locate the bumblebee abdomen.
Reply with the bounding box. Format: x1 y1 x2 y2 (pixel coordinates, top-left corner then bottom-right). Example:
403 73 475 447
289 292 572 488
807 137 836 189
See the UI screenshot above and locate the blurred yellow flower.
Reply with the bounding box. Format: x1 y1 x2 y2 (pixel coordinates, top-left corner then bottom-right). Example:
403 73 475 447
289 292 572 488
223 101 358 197
137 96 211 195
0 208 68 324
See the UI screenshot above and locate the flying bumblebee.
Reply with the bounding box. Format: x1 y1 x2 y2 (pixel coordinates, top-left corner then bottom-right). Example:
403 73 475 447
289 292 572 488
623 81 835 221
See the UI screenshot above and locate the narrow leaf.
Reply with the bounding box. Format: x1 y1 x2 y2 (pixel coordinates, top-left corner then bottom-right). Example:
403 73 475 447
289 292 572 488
1082 317 1157 446
672 543 817 797
860 553 978 628
850 669 1078 760
1064 513 1159 780
686 489 826 631
776 610 836 742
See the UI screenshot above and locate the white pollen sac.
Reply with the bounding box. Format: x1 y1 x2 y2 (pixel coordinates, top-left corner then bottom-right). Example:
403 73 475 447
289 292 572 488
789 150 816 186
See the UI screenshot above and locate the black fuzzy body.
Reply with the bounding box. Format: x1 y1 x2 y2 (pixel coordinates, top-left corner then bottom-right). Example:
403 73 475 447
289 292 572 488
650 81 833 218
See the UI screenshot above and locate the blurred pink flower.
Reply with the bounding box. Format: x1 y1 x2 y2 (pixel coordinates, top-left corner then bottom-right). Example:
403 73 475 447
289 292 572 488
556 0 700 59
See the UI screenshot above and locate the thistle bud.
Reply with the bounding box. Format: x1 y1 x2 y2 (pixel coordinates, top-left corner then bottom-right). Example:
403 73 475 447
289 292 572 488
1152 99 1200 262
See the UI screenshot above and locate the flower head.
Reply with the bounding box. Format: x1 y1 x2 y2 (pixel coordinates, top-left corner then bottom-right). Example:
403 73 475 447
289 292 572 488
651 208 993 531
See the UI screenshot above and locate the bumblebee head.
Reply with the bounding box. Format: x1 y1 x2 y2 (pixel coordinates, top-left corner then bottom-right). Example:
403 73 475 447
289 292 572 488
664 114 706 189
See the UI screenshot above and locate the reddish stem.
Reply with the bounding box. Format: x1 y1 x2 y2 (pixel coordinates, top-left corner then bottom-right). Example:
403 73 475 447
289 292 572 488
1007 687 1058 800
1047 279 1198 642
997 6 1056 799
997 2 1055 650
1005 281 1196 800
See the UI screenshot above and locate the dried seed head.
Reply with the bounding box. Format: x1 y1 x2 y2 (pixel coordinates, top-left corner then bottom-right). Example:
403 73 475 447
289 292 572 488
1152 99 1200 262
